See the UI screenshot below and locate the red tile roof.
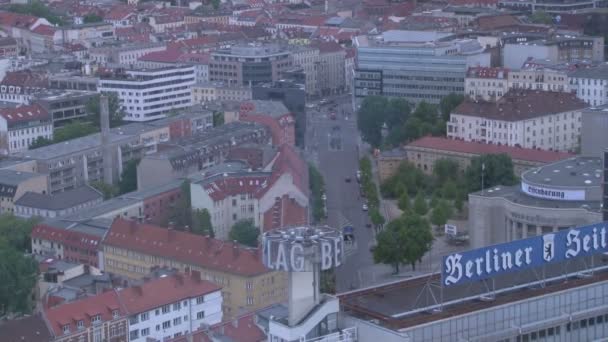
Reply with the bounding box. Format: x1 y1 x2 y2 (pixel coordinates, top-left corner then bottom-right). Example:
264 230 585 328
138 48 182 63
167 310 266 342
0 104 50 126
453 90 588 121
476 14 520 31
406 136 574 163
31 223 102 251
467 66 509 79
0 12 38 29
314 40 344 54
31 24 55 36
267 144 308 195
117 273 221 314
44 290 123 336
104 5 136 21
204 175 270 201
104 218 270 276
1 70 48 88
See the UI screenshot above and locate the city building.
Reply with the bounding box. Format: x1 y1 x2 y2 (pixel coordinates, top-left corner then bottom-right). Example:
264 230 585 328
43 290 128 342
209 44 292 86
405 136 574 176
0 169 47 214
14 185 103 219
0 315 52 342
289 45 319 96
190 144 309 239
88 43 166 65
49 75 98 92
354 30 490 104
102 218 288 319
581 105 608 158
0 70 48 104
117 273 222 342
0 103 53 155
569 64 608 107
468 156 601 248
498 0 607 12
98 65 195 122
377 148 408 182
314 41 347 96
503 35 604 69
446 90 588 152
239 100 295 146
33 90 97 127
191 82 252 104
31 218 111 268
510 64 569 93
136 122 270 190
465 66 509 101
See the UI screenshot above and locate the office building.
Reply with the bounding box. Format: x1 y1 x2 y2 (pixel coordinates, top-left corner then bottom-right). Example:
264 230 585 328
354 30 490 104
209 44 292 86
0 103 53 155
33 90 97 127
446 90 588 152
102 218 288 319
98 65 195 122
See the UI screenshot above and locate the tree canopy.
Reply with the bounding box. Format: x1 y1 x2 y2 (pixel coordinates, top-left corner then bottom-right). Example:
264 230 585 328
0 214 39 315
430 199 453 227
118 159 139 194
372 214 433 273
465 154 518 192
83 14 103 23
413 192 428 216
192 209 214 237
229 219 259 247
439 93 465 123
8 1 63 25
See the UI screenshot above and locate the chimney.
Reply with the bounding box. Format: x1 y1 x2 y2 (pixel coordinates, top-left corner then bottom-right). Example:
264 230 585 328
100 95 114 185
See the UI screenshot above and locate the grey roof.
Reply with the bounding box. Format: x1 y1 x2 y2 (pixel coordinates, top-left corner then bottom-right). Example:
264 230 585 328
40 217 113 239
471 185 601 211
0 156 33 169
0 314 52 342
569 64 608 80
19 131 135 160
15 185 102 210
0 169 42 186
521 156 602 188
381 30 453 43
247 100 290 118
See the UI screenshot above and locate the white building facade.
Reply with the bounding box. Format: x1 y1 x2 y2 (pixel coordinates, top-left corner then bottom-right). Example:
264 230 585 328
99 66 196 122
569 66 608 107
0 104 53 154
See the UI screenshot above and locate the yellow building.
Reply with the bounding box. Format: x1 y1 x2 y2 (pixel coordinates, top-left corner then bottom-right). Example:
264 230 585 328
0 169 47 214
102 218 287 319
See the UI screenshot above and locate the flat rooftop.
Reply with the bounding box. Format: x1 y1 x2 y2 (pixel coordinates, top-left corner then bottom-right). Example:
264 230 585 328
521 156 602 188
340 256 608 331
471 185 601 211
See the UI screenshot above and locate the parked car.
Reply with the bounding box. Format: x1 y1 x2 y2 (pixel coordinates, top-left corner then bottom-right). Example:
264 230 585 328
362 203 368 211
345 177 352 183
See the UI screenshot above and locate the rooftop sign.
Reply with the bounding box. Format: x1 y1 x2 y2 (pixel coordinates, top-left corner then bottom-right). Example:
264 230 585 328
442 222 608 287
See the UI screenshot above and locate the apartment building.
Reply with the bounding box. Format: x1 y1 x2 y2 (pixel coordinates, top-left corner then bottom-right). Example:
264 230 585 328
446 90 588 152
465 67 509 101
191 82 252 104
88 43 166 65
509 66 569 93
209 44 292 86
355 31 490 104
289 45 319 96
0 169 47 214
0 104 53 155
14 185 103 219
190 144 308 239
315 41 347 96
569 65 608 107
102 218 288 319
43 290 128 342
99 65 195 122
0 70 48 104
118 273 222 342
239 100 295 146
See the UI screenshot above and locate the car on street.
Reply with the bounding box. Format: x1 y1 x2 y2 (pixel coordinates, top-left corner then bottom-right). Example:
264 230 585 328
345 177 352 183
362 203 368 211
321 194 327 201
356 170 361 181
330 112 337 120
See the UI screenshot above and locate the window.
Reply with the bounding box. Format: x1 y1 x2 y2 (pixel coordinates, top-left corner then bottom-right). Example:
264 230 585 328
162 321 171 329
247 297 254 305
140 312 149 321
173 317 182 325
156 325 160 331
77 320 84 330
63 325 70 335
246 281 253 289
173 302 181 311
130 330 139 340
141 328 150 337
91 315 101 324
196 296 205 304
162 305 170 314
112 310 119 318
196 311 205 319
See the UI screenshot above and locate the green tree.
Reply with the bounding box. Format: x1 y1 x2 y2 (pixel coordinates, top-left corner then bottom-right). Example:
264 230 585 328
397 192 410 212
439 93 465 123
0 214 39 252
229 219 259 247
90 181 119 200
430 199 453 227
372 223 403 274
8 1 63 25
441 180 458 200
369 207 385 229
118 159 139 194
54 121 99 143
29 136 52 149
0 242 38 315
169 180 193 228
213 111 225 127
413 192 428 216
211 0 220 9
83 14 102 23
454 194 464 213
433 159 460 185
465 154 518 193
86 93 125 128
192 208 214 237
357 96 411 148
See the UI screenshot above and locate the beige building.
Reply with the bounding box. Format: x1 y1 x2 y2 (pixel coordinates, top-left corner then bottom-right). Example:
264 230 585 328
315 42 346 96
377 148 407 182
102 218 288 319
465 67 509 101
404 136 574 177
509 67 569 92
191 82 252 104
289 45 319 96
0 169 47 214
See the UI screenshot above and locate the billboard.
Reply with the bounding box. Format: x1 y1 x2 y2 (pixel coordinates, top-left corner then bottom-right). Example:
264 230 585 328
442 222 608 287
521 181 586 201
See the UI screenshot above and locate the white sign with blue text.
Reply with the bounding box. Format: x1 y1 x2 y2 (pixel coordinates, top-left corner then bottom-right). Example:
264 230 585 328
442 222 608 286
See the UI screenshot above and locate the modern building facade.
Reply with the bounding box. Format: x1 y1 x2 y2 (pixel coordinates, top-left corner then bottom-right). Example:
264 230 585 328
33 90 97 127
354 31 490 104
447 90 588 152
209 44 292 86
98 65 195 122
